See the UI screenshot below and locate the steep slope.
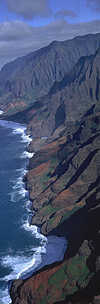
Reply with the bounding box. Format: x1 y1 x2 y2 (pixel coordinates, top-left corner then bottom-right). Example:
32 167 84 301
0 33 100 116
10 98 100 304
0 51 36 83
9 36 100 304
25 46 100 137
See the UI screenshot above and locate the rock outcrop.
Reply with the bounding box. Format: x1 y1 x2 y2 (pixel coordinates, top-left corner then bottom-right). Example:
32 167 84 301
6 34 100 304
10 98 100 304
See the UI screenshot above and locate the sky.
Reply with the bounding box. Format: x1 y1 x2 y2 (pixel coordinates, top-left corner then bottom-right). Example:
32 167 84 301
0 0 100 70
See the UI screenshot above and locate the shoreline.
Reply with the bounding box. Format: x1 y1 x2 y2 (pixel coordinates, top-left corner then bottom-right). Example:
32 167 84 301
18 235 67 282
17 128 68 280
19 229 67 280
0 119 67 304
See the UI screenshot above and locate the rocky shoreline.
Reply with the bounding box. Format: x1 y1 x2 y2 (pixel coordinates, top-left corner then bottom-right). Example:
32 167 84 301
10 98 100 304
0 34 99 304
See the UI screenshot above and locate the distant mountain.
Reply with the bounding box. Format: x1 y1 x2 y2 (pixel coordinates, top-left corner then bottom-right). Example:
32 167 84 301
0 51 36 82
0 33 100 116
6 33 100 304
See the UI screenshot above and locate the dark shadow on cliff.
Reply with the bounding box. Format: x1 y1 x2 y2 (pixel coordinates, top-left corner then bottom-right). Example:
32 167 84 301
47 197 100 260
1 100 43 124
86 233 100 273
51 133 99 184
64 149 98 190
74 176 100 206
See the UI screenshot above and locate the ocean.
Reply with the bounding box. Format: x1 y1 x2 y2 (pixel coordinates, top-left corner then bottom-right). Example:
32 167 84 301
0 119 67 304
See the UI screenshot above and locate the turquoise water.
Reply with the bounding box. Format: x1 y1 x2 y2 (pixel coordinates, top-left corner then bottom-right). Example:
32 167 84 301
0 120 67 304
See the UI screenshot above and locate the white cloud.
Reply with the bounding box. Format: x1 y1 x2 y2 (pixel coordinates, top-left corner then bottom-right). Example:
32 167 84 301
0 20 33 40
0 19 100 70
6 0 52 20
54 9 77 19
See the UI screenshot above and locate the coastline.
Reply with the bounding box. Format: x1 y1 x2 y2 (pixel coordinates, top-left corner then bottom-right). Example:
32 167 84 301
18 232 67 280
15 125 68 280
16 124 68 278
0 119 67 304
2 99 100 304
18 233 67 281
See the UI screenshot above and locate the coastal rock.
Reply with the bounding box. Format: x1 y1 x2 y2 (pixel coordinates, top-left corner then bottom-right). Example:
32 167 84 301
22 99 100 240
27 137 51 153
10 240 93 304
10 47 100 304
31 186 55 211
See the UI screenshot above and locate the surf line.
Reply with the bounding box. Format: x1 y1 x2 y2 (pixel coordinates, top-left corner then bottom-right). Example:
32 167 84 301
1 121 67 297
11 123 48 280
14 128 68 280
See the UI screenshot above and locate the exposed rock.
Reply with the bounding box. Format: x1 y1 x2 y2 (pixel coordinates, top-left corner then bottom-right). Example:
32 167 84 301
10 97 100 304
1 33 100 118
26 47 100 138
9 41 100 304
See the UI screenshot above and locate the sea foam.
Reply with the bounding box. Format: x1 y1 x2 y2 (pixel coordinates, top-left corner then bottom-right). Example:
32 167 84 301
0 110 3 114
0 120 25 131
1 221 47 282
9 166 28 203
0 288 11 304
12 127 31 143
0 119 67 304
20 151 34 158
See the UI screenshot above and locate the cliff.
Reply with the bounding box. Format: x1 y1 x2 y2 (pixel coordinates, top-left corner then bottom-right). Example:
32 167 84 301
26 46 100 138
0 33 100 118
10 96 100 303
2 35 99 303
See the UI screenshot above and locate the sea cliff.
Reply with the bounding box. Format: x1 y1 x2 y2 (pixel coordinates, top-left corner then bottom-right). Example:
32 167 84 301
10 98 100 304
0 34 100 303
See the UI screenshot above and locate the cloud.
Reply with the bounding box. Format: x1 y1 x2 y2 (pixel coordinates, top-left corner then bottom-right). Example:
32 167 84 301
6 0 52 20
0 19 100 70
87 0 100 12
54 9 77 19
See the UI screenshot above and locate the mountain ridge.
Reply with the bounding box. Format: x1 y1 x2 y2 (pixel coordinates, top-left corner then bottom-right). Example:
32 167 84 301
1 33 100 304
25 45 100 138
10 96 100 304
0 33 100 116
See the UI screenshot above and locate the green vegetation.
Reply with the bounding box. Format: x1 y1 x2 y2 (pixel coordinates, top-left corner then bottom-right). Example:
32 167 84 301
89 122 100 131
39 171 51 183
58 149 70 159
51 154 59 167
49 249 92 297
48 263 67 302
37 285 44 292
60 205 82 224
48 216 55 228
49 264 67 288
63 252 92 295
43 204 64 216
42 182 49 191
37 110 49 122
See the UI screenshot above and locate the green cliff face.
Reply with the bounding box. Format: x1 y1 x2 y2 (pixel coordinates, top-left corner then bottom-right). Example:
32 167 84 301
5 34 100 304
10 98 100 304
